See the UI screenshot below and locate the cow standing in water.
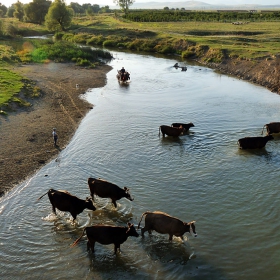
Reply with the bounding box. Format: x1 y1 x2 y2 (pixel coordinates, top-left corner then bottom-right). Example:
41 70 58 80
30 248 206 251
159 125 185 137
262 122 280 135
71 223 139 254
38 189 96 221
171 122 194 132
138 211 197 241
87 178 133 208
238 135 274 149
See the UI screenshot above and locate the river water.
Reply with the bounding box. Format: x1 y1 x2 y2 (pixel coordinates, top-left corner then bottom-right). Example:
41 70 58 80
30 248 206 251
1 51 280 280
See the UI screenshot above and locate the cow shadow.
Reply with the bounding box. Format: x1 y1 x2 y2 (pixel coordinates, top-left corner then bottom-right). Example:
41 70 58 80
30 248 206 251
89 206 134 225
139 235 192 265
160 136 183 145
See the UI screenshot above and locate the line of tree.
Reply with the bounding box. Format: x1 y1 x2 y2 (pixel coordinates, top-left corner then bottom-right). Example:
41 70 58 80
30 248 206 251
123 10 280 22
0 0 111 24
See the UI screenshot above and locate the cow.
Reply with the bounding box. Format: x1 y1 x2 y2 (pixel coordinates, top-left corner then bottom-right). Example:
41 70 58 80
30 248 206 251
159 125 185 137
137 211 197 241
37 189 96 221
238 135 274 149
171 122 194 132
262 122 280 135
71 223 139 253
87 177 133 208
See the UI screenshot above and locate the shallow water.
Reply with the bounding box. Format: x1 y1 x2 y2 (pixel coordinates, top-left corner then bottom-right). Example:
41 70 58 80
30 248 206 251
1 51 280 280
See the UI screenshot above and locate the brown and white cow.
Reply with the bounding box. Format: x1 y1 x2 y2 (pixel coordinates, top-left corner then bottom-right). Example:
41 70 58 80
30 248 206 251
137 211 197 241
71 223 139 253
87 178 133 208
171 122 194 132
238 135 274 149
38 189 96 221
262 122 280 135
159 125 185 137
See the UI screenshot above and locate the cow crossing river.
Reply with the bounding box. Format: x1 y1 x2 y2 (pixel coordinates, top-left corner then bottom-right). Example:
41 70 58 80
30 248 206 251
1 50 280 280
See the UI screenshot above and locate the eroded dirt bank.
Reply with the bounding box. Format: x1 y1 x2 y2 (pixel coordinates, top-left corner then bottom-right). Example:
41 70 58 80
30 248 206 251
202 56 280 94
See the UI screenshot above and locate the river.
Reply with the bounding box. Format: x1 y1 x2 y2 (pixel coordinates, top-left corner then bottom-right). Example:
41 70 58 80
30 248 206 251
1 50 280 280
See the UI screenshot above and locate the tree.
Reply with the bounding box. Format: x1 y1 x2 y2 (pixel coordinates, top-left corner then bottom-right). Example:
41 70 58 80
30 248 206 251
0 4 8 17
113 0 134 15
7 5 16 17
45 0 72 31
13 1 24 21
24 0 51 24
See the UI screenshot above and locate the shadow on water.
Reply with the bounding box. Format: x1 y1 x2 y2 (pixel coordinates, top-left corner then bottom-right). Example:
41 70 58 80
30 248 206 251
160 136 184 146
237 147 275 163
140 237 192 264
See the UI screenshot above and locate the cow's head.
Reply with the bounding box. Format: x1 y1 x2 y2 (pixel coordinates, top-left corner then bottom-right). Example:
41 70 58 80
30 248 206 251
189 123 195 128
85 197 96 211
186 221 197 237
123 187 134 201
126 223 139 237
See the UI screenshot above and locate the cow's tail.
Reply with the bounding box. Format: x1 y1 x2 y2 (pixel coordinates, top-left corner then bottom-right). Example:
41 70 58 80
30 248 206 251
70 228 86 247
37 190 51 200
137 211 149 229
261 125 266 135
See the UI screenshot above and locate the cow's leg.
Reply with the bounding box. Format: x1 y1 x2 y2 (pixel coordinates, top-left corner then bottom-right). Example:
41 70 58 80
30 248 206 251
70 212 77 221
148 230 152 234
141 227 149 237
87 240 95 252
114 243 121 254
112 199 117 208
50 203 56 214
169 234 173 241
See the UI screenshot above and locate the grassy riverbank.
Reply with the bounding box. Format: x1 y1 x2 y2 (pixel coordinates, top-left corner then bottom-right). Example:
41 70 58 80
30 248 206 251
66 15 280 59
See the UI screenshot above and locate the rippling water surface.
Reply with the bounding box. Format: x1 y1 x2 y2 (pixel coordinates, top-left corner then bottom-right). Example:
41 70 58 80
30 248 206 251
1 51 280 280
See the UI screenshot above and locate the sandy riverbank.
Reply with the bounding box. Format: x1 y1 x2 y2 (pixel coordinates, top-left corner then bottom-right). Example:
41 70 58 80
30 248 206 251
0 62 112 197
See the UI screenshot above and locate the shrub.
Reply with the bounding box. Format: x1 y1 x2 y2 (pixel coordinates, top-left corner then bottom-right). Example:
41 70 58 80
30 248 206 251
103 40 116 47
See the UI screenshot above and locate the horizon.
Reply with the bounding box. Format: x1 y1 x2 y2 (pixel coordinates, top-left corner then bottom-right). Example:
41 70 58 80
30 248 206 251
1 0 280 8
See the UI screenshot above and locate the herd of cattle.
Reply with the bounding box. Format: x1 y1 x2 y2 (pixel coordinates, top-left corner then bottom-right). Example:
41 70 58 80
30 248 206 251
159 121 280 150
38 177 197 254
38 122 279 254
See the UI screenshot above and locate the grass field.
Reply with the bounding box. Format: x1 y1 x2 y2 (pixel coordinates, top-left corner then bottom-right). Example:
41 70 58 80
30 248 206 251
70 15 280 59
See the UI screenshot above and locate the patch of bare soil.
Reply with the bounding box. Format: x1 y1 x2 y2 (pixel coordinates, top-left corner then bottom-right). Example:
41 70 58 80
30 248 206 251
0 62 112 197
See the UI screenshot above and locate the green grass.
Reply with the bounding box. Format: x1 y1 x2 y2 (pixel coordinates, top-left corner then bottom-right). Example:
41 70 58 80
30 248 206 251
69 15 280 60
0 68 24 105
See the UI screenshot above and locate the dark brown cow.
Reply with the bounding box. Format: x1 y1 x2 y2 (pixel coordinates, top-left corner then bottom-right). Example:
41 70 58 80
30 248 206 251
71 223 139 253
138 211 197 241
238 135 274 149
159 125 184 137
88 178 133 208
38 189 96 221
171 122 195 131
262 122 280 135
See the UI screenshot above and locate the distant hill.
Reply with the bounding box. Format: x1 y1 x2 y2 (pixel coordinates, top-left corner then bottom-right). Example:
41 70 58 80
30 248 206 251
124 1 280 10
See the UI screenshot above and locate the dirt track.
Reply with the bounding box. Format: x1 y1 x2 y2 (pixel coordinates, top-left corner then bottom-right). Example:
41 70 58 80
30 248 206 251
0 62 111 196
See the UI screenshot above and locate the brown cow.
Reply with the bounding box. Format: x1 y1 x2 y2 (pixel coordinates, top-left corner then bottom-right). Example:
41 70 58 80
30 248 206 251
71 223 139 253
137 211 197 241
38 189 96 221
262 122 280 135
88 178 133 208
171 122 195 131
159 125 184 137
238 135 274 149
